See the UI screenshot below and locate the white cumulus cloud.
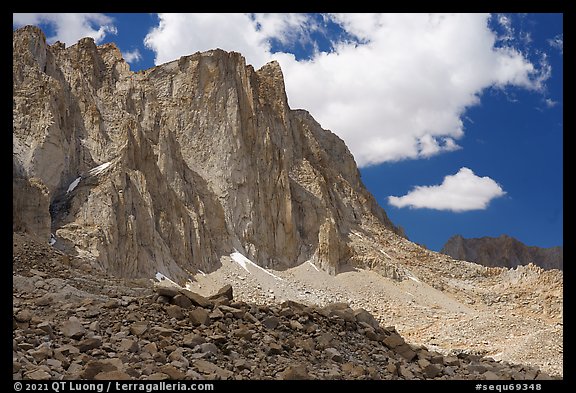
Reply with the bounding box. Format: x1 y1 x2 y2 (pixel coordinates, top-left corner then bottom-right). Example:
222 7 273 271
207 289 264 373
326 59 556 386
251 13 321 47
122 49 142 64
388 167 506 212
16 13 551 168
143 13 551 167
144 13 272 68
13 13 116 45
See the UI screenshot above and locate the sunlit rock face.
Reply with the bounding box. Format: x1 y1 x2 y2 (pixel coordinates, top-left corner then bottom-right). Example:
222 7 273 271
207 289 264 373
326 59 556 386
13 26 403 280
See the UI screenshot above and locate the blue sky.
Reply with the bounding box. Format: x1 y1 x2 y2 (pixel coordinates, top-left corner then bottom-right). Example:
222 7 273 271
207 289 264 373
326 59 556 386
13 13 563 251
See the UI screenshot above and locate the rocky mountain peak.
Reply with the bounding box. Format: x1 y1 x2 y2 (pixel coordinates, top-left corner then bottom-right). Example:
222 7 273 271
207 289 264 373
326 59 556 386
13 26 404 281
12 26 563 380
255 59 288 106
440 234 563 270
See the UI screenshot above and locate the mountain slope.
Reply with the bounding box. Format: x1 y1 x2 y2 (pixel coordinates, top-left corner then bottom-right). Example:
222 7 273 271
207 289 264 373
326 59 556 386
13 25 402 280
12 26 563 379
440 235 563 270
13 232 559 380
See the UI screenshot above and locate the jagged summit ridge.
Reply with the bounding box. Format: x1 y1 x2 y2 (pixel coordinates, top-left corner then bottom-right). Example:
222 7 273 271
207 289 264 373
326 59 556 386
440 234 563 270
13 26 403 281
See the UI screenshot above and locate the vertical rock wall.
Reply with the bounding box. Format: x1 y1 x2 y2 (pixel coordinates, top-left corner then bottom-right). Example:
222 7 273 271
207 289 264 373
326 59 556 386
13 26 402 280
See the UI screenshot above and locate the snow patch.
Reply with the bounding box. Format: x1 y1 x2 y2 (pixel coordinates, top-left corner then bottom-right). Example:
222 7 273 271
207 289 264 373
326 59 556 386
491 352 503 360
87 161 111 177
408 275 421 284
230 251 284 281
184 281 194 291
155 272 180 287
307 261 320 272
197 270 206 276
380 249 393 260
66 177 81 193
49 234 56 246
231 252 251 273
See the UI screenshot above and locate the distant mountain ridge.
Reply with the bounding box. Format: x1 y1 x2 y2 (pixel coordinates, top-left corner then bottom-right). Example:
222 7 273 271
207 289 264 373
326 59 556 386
440 234 562 270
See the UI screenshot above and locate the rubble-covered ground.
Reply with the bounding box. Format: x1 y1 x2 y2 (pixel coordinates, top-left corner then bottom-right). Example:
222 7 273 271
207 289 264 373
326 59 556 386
13 233 560 380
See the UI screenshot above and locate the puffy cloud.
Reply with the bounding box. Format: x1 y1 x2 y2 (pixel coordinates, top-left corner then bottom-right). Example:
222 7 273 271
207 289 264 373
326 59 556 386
143 13 324 67
12 13 116 45
388 167 506 212
17 13 551 167
122 49 142 64
251 13 321 47
143 13 550 167
280 14 550 165
144 13 272 68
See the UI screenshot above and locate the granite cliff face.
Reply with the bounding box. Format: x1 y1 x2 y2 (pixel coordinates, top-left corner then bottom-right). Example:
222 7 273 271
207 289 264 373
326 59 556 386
13 26 402 280
13 26 564 380
440 235 562 270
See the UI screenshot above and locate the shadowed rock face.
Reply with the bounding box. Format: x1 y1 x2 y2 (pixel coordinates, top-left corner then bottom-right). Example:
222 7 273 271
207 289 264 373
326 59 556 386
13 26 403 280
440 234 562 270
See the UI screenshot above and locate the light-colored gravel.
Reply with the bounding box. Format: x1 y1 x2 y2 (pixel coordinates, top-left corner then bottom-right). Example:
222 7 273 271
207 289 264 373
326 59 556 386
186 253 563 377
